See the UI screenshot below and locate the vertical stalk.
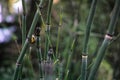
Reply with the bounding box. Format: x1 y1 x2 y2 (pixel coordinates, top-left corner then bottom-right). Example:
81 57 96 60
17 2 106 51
35 27 43 79
22 15 26 46
19 0 27 80
25 47 36 79
56 25 60 58
46 0 53 25
56 9 62 58
35 1 45 79
58 61 64 80
21 0 26 45
18 15 26 80
88 0 120 80
22 0 26 15
45 0 53 59
81 0 98 80
64 39 76 80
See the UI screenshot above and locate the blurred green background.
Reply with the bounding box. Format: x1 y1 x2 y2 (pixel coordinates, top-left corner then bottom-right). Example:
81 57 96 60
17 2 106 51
0 0 120 80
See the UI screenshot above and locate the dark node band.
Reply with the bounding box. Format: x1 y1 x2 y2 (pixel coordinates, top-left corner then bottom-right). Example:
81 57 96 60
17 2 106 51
105 34 113 40
39 6 43 9
35 27 41 36
16 62 21 66
46 24 51 31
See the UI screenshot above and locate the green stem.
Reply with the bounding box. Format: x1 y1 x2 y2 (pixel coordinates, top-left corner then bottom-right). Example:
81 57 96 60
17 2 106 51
37 37 43 78
17 64 23 80
13 39 29 80
22 0 26 15
81 0 98 80
58 62 64 80
13 8 40 80
39 0 43 7
45 0 53 59
46 0 53 25
21 0 26 43
25 47 35 79
64 39 76 80
36 27 43 78
82 0 98 53
88 0 120 80
21 2 27 79
56 9 63 58
56 26 60 58
22 15 26 46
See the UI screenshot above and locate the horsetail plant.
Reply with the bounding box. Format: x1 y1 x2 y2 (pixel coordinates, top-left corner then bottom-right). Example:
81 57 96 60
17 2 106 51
12 0 120 80
13 1 43 80
56 25 61 58
64 39 76 80
88 0 120 80
80 0 98 80
56 8 63 58
35 27 43 79
55 9 64 80
21 13 26 46
18 0 27 79
45 0 53 59
21 0 27 46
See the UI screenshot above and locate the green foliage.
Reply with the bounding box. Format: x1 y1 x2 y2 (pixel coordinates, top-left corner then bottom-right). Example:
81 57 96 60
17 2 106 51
0 0 120 80
97 60 113 80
